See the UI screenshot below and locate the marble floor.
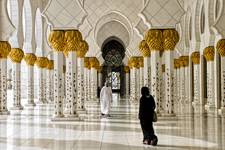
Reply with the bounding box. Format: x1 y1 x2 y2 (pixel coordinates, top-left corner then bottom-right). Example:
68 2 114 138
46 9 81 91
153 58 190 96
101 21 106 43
0 93 225 150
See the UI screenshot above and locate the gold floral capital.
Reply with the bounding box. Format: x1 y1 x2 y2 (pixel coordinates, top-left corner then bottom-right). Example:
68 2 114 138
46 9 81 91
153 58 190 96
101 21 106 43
24 53 37 66
129 57 139 69
191 51 200 64
179 56 189 67
174 59 180 69
163 29 179 50
48 30 65 52
0 41 11 58
64 30 82 52
9 48 24 63
76 40 89 58
47 60 54 70
216 39 225 57
35 57 49 68
84 57 91 69
145 29 163 51
89 57 99 69
138 57 144 68
139 40 151 57
203 46 214 61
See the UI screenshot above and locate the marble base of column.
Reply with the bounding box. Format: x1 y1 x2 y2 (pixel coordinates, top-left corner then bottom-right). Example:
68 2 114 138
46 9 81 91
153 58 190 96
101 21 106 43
192 102 205 115
205 105 218 116
220 107 225 117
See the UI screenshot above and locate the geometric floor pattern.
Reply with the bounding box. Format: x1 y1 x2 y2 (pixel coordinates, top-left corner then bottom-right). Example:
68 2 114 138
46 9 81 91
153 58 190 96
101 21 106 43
0 94 225 150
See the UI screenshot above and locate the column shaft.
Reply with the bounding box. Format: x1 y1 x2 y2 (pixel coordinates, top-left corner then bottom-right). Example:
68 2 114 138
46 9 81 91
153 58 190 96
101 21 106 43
77 57 85 110
26 65 35 106
151 51 160 112
53 52 64 118
65 52 77 117
0 59 8 113
37 68 46 104
11 63 23 110
91 68 97 100
144 57 151 88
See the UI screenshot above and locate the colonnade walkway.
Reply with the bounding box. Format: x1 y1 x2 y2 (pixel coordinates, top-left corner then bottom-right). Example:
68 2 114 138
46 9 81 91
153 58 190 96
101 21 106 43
0 93 224 150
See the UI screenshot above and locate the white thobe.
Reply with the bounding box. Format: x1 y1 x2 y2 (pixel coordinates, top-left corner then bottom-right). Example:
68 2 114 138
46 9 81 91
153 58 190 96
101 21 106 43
100 86 112 115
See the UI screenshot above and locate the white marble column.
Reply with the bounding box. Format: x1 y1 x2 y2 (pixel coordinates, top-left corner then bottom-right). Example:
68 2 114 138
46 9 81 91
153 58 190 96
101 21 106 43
65 51 77 117
203 46 216 114
164 51 174 114
125 70 130 97
221 57 225 114
130 67 137 103
98 72 102 88
139 66 144 90
179 57 186 114
160 64 166 113
26 64 35 106
53 52 64 118
46 60 54 103
143 57 151 88
11 63 23 110
216 39 225 115
87 68 91 100
77 57 85 111
0 61 2 113
163 29 179 115
173 60 180 114
136 67 140 100
9 49 24 111
191 52 202 113
91 67 97 100
150 51 161 112
0 58 8 113
36 57 48 104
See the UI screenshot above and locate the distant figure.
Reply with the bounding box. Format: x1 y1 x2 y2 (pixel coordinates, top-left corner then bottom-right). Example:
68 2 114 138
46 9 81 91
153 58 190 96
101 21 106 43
100 82 112 117
139 87 157 145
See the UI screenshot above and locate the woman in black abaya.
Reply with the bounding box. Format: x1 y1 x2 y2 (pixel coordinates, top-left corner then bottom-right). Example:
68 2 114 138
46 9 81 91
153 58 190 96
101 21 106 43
139 87 156 145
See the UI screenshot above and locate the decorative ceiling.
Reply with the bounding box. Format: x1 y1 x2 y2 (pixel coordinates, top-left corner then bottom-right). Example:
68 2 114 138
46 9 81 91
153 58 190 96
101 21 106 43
41 0 185 64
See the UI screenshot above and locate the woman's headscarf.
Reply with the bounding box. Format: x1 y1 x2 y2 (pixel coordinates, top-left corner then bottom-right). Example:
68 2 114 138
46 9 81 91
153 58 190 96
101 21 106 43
141 86 150 96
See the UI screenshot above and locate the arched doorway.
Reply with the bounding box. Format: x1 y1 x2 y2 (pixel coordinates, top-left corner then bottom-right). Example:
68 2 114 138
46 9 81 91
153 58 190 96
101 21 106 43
101 37 126 96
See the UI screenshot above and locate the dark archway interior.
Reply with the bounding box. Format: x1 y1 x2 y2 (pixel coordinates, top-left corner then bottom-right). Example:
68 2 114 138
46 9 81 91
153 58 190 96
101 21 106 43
101 37 126 96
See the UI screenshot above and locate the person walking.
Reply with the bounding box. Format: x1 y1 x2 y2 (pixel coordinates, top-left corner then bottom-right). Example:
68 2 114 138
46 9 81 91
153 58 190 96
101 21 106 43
139 86 157 145
100 81 112 117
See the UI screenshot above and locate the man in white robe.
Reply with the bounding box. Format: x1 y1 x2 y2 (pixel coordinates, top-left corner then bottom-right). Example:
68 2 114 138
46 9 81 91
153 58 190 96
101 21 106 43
100 82 112 117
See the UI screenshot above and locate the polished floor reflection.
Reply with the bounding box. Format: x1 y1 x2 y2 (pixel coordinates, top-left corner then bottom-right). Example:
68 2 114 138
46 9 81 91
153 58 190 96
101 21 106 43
0 94 225 150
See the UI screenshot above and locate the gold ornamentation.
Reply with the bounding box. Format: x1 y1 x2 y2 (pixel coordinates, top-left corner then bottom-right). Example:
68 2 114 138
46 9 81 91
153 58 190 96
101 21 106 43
191 51 200 64
64 30 82 52
76 40 89 58
129 57 139 68
89 57 99 69
179 56 189 67
0 41 11 58
203 46 214 61
84 57 90 69
124 66 130 73
162 64 165 72
48 30 65 52
163 29 179 50
47 60 54 70
35 57 49 68
24 53 37 66
139 40 151 57
174 59 180 69
216 39 225 57
138 57 144 68
144 29 163 51
9 48 24 63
